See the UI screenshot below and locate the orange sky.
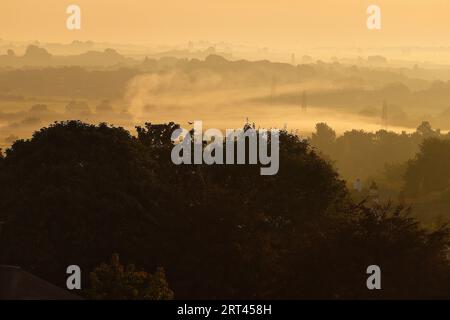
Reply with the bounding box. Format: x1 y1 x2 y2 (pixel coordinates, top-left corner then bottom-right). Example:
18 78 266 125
1 0 449 48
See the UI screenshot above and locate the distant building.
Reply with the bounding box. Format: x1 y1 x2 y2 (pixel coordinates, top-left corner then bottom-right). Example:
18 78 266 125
291 53 296 65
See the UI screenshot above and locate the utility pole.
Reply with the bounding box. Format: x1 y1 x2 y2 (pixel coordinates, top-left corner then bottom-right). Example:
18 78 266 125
301 90 307 113
270 76 277 105
381 99 388 129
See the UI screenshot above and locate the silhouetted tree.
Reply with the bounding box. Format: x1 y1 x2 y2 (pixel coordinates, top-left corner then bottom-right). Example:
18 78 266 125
87 253 173 300
404 138 450 197
0 121 448 299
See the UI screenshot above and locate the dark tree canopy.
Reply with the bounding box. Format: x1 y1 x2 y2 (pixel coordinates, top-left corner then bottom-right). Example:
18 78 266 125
404 138 450 197
0 120 448 299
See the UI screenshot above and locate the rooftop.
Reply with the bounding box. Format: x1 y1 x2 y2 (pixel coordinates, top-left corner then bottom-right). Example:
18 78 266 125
0 265 82 300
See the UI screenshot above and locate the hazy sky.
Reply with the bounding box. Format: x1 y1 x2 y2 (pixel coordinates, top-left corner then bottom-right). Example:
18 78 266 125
1 0 449 48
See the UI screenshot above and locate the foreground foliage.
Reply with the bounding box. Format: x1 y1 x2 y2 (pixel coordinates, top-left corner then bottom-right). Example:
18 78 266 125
0 121 448 299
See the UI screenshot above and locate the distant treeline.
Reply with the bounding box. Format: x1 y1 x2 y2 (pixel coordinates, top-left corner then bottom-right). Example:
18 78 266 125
310 121 444 182
311 121 450 225
0 45 441 102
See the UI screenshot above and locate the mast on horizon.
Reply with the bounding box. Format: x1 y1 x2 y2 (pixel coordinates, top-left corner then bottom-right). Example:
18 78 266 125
381 99 388 129
301 90 307 113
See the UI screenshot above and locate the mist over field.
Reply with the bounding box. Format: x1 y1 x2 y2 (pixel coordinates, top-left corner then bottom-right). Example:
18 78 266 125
1 42 450 224
3 43 450 137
